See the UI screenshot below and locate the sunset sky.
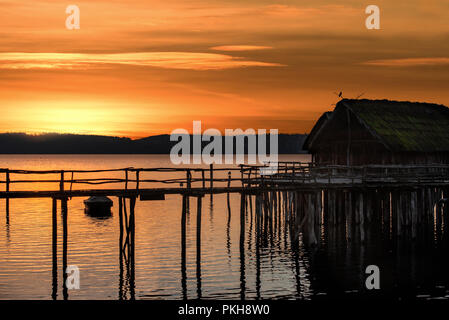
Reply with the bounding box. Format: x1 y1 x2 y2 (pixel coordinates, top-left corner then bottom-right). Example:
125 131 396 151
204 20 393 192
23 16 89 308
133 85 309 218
0 0 448 138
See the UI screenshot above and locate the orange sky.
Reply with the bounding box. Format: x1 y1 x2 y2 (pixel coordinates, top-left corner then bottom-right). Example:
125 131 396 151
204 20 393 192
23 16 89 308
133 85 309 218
0 0 448 138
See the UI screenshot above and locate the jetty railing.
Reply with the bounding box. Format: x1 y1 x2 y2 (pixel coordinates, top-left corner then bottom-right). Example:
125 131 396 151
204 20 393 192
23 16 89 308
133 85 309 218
1 162 449 196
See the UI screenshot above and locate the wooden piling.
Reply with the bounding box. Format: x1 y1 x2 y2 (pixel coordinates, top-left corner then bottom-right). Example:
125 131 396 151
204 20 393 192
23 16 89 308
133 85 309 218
118 196 124 300
5 169 9 221
209 164 214 190
61 197 68 300
135 170 140 191
240 192 246 299
345 191 352 241
397 191 403 237
129 196 136 300
51 197 57 300
181 195 187 299
201 170 205 189
411 190 418 239
356 192 365 242
124 169 128 190
196 195 202 299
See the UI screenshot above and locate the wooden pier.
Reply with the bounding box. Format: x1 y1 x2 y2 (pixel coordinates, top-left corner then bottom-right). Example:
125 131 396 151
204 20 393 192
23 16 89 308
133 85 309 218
1 162 449 299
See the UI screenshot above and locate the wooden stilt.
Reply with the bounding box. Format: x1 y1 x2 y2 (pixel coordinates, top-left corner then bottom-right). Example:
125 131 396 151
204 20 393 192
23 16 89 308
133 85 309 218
51 198 57 300
196 196 202 299
397 191 403 237
5 169 9 222
129 196 136 300
118 196 124 300
411 190 417 239
181 195 187 300
240 193 246 299
345 191 352 241
357 192 365 242
61 197 68 300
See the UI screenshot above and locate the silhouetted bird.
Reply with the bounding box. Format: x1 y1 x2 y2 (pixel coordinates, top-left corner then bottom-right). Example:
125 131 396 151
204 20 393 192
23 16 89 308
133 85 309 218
334 91 343 99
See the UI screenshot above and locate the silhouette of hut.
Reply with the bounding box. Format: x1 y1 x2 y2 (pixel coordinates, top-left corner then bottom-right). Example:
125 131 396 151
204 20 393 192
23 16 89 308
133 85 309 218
304 99 449 165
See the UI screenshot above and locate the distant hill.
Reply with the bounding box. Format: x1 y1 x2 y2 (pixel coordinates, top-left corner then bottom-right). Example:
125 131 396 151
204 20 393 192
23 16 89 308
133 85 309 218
0 133 308 154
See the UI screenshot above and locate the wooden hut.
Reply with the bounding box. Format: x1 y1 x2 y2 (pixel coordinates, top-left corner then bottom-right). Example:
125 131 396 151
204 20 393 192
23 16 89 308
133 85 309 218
304 99 449 165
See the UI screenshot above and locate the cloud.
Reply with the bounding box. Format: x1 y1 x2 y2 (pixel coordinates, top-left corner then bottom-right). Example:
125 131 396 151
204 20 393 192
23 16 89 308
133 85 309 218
0 52 284 70
211 45 273 51
362 57 449 67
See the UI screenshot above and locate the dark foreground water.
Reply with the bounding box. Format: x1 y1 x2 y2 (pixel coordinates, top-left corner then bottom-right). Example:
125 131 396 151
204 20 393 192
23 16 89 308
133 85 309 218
0 155 448 300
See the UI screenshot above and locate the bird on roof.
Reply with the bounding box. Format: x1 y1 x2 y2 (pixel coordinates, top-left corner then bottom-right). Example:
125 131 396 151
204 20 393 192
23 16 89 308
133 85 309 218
334 91 343 99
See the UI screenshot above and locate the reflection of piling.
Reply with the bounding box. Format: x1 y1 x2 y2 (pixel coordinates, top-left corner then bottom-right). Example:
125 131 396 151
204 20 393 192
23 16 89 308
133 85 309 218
118 196 136 300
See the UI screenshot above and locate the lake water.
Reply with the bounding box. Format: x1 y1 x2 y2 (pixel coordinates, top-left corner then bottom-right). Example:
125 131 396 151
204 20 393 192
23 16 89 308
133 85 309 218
0 155 448 300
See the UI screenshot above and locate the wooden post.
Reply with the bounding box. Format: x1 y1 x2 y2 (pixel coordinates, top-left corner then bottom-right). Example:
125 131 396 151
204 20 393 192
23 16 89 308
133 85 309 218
5 169 9 221
201 169 205 189
136 170 140 191
316 190 322 227
186 169 191 190
240 192 246 299
255 194 261 299
196 196 202 299
411 190 417 239
124 169 128 191
227 172 231 222
118 196 124 299
330 190 336 225
391 191 397 237
60 170 64 192
355 192 364 242
306 193 317 246
383 191 390 232
61 197 68 300
397 191 403 237
209 164 214 191
345 191 352 241
443 188 449 227
181 195 187 299
51 198 57 300
366 192 373 224
129 196 136 300
186 170 191 208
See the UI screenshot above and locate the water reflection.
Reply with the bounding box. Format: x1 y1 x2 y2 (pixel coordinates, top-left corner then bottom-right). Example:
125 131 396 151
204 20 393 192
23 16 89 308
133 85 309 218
13 188 449 300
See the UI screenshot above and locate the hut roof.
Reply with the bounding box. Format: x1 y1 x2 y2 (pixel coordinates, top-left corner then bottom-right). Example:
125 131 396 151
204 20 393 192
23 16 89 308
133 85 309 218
306 99 449 152
303 111 332 150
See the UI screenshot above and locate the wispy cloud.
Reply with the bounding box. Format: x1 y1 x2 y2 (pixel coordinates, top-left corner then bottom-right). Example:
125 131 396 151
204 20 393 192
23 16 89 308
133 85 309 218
211 45 272 52
362 57 449 67
0 52 284 70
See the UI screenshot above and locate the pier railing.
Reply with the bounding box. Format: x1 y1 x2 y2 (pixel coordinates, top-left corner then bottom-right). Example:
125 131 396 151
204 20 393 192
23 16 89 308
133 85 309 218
1 162 449 196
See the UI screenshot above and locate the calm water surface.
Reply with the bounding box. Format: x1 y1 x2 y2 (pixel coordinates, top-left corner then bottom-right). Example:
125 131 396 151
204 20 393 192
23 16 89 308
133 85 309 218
0 155 448 300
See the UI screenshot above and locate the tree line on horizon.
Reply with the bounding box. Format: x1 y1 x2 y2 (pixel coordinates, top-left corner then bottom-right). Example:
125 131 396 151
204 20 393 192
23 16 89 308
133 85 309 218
0 132 308 154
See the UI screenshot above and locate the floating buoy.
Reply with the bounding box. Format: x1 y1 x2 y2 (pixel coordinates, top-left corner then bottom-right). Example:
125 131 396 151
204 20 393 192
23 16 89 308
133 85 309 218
84 196 113 217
